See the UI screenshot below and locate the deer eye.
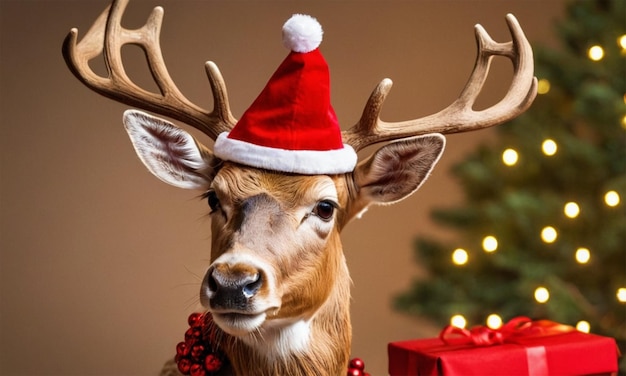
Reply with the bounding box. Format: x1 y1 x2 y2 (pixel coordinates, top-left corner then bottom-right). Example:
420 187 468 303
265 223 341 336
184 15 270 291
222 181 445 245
313 200 336 221
205 191 221 213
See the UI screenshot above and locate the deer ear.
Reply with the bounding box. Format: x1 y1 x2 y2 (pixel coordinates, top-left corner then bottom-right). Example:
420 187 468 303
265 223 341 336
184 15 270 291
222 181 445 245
123 109 217 190
353 134 445 205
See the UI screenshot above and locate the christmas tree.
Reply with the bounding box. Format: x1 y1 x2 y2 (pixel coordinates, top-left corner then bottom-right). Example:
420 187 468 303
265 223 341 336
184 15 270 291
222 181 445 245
395 0 625 370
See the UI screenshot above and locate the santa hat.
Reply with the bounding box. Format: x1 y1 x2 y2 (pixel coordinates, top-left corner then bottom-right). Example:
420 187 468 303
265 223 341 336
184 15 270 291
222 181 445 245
214 14 357 175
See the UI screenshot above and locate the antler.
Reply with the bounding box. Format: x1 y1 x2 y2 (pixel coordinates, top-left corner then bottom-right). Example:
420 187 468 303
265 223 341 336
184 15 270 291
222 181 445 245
343 14 537 151
62 0 236 140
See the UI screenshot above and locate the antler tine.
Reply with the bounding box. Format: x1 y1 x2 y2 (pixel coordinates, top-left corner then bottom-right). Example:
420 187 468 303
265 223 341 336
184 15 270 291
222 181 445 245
342 79 393 151
205 61 237 128
343 14 537 152
62 0 235 140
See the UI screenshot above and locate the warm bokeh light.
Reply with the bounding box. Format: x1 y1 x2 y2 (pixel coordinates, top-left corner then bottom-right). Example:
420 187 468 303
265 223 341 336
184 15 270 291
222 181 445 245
619 34 626 49
617 288 626 303
575 247 590 264
452 248 468 265
622 115 626 130
537 78 551 94
576 321 590 333
542 139 557 156
588 45 604 61
450 315 467 329
564 202 580 218
482 236 498 253
502 148 519 166
604 190 620 207
541 226 558 243
486 314 503 329
534 287 550 303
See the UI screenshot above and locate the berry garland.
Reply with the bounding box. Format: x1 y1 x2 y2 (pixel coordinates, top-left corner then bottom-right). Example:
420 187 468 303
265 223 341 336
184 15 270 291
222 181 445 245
175 313 369 376
175 313 226 376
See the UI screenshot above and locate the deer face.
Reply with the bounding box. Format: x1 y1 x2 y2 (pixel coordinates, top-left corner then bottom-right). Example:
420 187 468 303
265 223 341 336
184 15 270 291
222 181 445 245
123 110 445 342
201 165 347 337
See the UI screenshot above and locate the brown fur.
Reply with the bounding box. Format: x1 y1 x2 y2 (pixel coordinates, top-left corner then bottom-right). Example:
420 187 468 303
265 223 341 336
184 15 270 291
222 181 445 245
205 164 354 375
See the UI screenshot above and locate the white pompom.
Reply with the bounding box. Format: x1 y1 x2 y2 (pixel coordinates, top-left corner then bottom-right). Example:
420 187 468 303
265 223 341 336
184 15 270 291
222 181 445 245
282 14 323 53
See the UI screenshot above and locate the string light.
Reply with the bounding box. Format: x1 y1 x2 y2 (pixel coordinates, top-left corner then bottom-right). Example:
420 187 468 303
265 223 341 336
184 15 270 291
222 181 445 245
534 287 550 303
486 314 503 329
617 288 626 303
450 315 467 329
482 236 498 253
575 247 591 264
537 78 550 94
564 202 580 218
502 148 519 166
541 226 558 243
452 248 469 265
576 321 591 333
619 35 626 50
541 139 557 156
604 190 620 207
587 45 604 61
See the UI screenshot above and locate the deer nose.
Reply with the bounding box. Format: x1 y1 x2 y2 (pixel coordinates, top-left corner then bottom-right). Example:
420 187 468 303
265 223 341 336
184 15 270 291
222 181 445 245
206 264 263 309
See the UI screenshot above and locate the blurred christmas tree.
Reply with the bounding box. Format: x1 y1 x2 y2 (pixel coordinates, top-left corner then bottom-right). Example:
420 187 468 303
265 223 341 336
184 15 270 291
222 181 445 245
395 0 625 369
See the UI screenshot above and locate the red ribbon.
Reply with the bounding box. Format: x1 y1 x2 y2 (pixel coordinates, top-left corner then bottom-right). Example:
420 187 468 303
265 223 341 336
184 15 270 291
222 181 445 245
439 316 574 347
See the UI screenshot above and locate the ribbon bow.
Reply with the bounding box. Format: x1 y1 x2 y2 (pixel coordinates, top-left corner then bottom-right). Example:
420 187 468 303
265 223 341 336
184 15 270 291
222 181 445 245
439 316 573 347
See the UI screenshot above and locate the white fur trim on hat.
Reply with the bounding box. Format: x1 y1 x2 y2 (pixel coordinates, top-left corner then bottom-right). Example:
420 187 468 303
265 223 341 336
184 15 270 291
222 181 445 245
214 133 357 175
282 14 323 53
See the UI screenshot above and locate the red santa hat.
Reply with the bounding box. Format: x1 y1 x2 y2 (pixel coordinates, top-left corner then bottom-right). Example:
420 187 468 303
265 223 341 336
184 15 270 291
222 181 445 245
214 14 357 175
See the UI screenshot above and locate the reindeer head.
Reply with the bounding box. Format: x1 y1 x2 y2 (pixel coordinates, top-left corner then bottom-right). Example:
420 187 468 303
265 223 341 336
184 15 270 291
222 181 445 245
63 0 535 373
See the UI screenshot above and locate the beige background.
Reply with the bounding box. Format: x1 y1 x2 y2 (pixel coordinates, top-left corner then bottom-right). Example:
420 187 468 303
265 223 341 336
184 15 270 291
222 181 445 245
1 1 564 375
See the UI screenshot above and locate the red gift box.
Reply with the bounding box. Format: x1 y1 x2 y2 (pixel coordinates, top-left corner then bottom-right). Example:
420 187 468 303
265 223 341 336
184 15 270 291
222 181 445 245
388 317 619 376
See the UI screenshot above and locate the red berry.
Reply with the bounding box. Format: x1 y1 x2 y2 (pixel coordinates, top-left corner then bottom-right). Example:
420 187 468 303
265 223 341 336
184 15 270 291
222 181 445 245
188 313 204 328
185 328 202 345
176 342 190 357
349 358 365 371
185 328 195 343
204 354 223 372
346 368 363 376
177 358 191 374
190 363 206 376
191 344 205 360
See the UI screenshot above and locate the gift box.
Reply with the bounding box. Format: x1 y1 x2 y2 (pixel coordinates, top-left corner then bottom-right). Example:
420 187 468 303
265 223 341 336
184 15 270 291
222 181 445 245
388 317 619 376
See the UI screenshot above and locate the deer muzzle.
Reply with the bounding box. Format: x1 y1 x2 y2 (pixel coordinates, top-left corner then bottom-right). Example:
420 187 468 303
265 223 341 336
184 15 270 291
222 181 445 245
201 254 281 337
207 263 264 310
